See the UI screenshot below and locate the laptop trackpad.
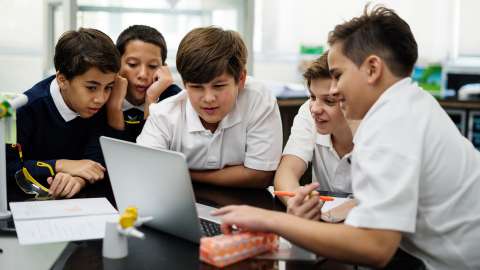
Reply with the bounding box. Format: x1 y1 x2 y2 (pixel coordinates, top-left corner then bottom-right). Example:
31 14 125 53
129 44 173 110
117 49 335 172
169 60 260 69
196 203 221 223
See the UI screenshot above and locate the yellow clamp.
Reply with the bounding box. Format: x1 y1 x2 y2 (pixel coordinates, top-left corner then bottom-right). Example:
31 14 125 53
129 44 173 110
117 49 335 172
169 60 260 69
119 206 138 229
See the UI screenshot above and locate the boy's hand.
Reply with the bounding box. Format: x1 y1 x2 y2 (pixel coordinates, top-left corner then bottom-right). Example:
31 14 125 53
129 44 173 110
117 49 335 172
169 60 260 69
145 65 174 103
212 205 276 234
55 159 106 183
286 183 323 221
47 173 87 198
107 74 128 110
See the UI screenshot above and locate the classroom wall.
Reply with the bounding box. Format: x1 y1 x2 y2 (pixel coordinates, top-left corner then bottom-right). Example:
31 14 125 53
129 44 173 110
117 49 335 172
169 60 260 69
0 0 478 92
0 0 44 93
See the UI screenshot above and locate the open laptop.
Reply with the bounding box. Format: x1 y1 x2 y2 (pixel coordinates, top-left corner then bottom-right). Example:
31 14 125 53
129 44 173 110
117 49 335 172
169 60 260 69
99 136 222 243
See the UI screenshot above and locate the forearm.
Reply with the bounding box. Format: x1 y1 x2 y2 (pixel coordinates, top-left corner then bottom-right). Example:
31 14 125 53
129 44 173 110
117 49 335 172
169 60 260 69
267 212 400 267
273 155 306 205
107 105 125 130
190 165 274 188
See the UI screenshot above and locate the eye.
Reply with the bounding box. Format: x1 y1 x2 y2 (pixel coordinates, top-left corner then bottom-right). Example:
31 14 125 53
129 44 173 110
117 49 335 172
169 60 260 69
324 97 337 106
214 84 227 88
310 95 316 101
105 85 114 92
86 86 97 91
127 62 137 68
149 64 159 69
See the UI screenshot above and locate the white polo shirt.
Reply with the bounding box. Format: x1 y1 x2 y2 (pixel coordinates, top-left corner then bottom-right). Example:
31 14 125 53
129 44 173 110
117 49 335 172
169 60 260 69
137 78 282 171
50 79 79 122
345 78 480 270
283 101 352 193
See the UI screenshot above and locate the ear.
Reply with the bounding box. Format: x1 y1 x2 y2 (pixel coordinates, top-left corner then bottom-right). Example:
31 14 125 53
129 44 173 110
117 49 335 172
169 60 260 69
363 55 383 85
56 72 68 90
237 69 247 91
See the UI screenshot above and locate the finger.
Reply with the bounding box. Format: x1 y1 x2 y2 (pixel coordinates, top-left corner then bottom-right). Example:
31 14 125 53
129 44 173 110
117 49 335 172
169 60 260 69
220 222 233 235
54 175 69 197
49 175 60 195
66 182 82 198
303 205 322 220
297 195 322 214
93 162 106 172
211 205 237 216
47 177 53 185
299 182 320 198
60 179 74 197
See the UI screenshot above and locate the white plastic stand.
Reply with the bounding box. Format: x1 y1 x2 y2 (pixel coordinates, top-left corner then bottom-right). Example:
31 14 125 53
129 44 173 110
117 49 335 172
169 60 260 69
0 119 11 220
102 221 128 259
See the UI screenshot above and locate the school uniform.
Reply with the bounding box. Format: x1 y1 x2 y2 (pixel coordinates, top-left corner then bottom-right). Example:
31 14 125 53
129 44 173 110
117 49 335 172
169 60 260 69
117 84 181 142
137 78 282 172
6 75 107 192
344 78 480 269
283 101 352 193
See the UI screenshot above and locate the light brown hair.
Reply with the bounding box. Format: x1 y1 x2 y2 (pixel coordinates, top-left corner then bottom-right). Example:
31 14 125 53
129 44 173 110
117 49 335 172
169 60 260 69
303 52 330 89
176 26 247 84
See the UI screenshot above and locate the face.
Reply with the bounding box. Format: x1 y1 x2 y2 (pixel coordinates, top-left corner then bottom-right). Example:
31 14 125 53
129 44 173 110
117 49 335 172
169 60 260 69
120 40 163 106
57 67 115 118
308 78 345 135
185 71 246 132
328 42 374 120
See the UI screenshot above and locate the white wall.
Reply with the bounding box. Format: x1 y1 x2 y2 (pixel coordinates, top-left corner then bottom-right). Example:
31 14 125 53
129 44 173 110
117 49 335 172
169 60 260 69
253 0 458 83
0 0 44 93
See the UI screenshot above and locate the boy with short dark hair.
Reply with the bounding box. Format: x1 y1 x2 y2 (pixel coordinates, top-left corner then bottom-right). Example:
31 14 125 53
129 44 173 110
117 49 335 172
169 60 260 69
137 26 282 188
213 6 480 269
7 28 120 199
106 25 181 142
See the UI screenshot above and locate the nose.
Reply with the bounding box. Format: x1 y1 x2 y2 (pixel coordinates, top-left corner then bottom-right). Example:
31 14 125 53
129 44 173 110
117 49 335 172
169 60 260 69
203 88 216 103
137 65 149 81
310 99 324 115
329 79 339 96
93 89 109 105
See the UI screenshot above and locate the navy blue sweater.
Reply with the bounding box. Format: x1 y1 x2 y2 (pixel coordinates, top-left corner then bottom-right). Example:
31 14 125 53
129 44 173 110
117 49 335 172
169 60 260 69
114 84 181 142
6 75 108 187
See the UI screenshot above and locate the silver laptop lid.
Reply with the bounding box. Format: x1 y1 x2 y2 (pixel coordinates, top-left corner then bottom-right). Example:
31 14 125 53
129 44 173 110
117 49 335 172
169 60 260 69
100 136 203 243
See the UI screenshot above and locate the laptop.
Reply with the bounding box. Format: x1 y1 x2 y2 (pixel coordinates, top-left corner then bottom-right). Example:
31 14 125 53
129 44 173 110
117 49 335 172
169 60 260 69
99 136 222 243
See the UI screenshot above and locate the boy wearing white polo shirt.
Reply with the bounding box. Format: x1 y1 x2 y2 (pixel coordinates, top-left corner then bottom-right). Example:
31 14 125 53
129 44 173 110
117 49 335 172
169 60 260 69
137 26 282 188
274 53 355 219
213 6 480 269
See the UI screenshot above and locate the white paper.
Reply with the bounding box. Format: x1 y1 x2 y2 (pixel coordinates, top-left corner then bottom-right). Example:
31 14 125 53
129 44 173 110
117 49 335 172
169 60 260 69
10 198 117 220
9 198 118 245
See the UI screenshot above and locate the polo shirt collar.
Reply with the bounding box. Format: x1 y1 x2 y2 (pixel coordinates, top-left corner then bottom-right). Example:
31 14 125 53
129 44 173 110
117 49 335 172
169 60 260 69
49 79 79 122
122 99 145 112
185 99 242 133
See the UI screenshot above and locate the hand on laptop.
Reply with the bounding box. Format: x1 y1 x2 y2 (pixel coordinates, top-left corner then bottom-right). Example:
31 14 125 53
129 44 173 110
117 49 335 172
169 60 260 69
55 159 105 183
47 173 86 198
212 205 276 234
286 183 323 221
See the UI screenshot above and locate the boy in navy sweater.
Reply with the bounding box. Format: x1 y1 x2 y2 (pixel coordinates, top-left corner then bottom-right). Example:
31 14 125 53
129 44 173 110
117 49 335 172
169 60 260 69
7 28 120 200
106 25 181 142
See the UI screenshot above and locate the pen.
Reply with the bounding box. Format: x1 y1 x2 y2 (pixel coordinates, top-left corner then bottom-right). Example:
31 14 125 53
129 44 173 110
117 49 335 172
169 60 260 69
274 191 334 201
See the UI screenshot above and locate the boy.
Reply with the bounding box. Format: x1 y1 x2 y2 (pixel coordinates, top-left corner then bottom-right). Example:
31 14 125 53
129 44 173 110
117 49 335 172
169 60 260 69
7 28 120 199
107 25 181 142
137 26 282 188
274 52 355 220
213 6 480 269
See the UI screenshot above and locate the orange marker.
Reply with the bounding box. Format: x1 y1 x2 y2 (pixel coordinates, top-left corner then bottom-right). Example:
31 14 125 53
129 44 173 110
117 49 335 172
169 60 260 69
274 191 334 201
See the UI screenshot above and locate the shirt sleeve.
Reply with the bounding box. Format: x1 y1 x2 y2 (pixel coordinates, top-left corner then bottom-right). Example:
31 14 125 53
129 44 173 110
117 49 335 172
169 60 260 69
282 101 315 165
136 103 172 150
244 88 283 171
345 118 420 233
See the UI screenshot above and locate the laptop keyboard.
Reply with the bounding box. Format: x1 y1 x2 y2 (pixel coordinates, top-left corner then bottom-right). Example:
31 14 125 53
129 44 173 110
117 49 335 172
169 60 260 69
200 218 222 236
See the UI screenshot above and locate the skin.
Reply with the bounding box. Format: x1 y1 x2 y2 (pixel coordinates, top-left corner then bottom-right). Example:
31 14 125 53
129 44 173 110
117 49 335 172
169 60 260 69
274 78 354 219
213 42 407 267
186 70 273 188
107 40 174 130
55 67 115 183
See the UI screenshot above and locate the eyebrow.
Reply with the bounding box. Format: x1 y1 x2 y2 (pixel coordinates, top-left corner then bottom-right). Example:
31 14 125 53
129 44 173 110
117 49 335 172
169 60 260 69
85 81 101 85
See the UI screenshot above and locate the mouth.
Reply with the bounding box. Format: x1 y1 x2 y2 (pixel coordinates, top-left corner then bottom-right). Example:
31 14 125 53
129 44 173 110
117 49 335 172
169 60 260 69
87 107 101 114
134 85 149 93
202 107 219 115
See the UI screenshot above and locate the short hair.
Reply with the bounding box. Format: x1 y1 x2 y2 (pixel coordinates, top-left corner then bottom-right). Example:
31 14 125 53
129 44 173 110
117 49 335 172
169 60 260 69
116 25 167 64
54 28 120 80
328 5 418 77
303 52 330 89
176 26 247 84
